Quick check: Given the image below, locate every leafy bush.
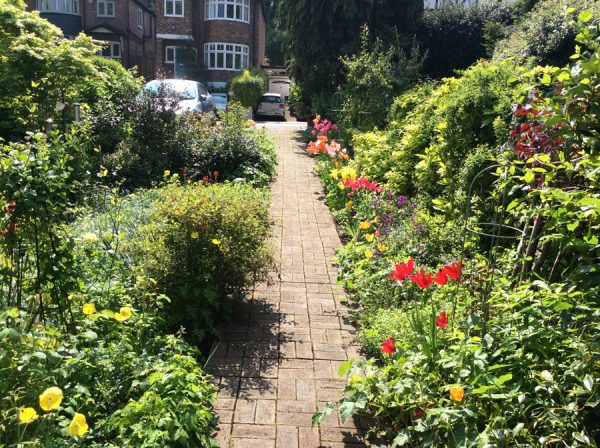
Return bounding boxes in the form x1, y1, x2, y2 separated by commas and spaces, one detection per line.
418, 3, 513, 78
492, 0, 600, 66
188, 104, 277, 187
339, 27, 424, 131
127, 181, 274, 343
230, 69, 267, 108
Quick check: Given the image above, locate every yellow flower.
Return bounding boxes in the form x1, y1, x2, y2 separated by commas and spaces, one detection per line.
114, 306, 132, 321
82, 303, 96, 315
19, 407, 38, 424
345, 201, 353, 209
190, 231, 199, 239
359, 221, 371, 230
330, 169, 339, 180
334, 160, 340, 168
449, 386, 465, 402
364, 249, 374, 259
374, 216, 380, 224
163, 170, 171, 177
338, 182, 345, 190
39, 386, 63, 411
365, 233, 375, 243
340, 167, 357, 182
247, 119, 256, 127
378, 243, 387, 252
82, 232, 98, 243
211, 239, 221, 245
68, 413, 89, 437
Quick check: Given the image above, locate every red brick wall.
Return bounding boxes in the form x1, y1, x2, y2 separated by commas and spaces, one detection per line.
156, 0, 194, 35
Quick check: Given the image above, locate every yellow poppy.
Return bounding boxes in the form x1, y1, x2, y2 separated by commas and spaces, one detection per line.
68, 413, 89, 437
19, 407, 38, 424
365, 233, 375, 243
378, 243, 387, 252
330, 169, 339, 180
449, 386, 465, 402
359, 221, 371, 230
191, 231, 199, 239
119, 306, 132, 320
364, 249, 374, 259
212, 239, 221, 245
340, 167, 357, 182
39, 386, 63, 411
82, 303, 96, 315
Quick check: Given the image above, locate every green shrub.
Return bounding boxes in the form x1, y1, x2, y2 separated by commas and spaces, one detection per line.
230, 69, 267, 108
188, 104, 277, 187
129, 182, 274, 343
492, 0, 600, 66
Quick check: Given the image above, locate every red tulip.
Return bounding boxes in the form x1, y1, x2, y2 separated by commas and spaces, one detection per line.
436, 311, 448, 329
410, 268, 433, 289
381, 337, 396, 355
432, 269, 449, 286
443, 261, 462, 281
388, 259, 414, 281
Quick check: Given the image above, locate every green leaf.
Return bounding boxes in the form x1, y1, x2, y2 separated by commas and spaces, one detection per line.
392, 430, 411, 447
557, 71, 570, 82
471, 385, 495, 394
338, 359, 353, 377
541, 74, 552, 85
567, 221, 580, 231
554, 302, 573, 312
312, 402, 334, 427
523, 170, 535, 183
583, 374, 594, 392
495, 373, 513, 387
578, 10, 593, 23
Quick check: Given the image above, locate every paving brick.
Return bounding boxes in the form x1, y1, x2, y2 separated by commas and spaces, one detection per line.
276, 425, 298, 448
231, 424, 277, 439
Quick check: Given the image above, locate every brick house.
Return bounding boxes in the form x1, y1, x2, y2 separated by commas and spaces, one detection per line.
156, 0, 266, 87
26, 0, 156, 78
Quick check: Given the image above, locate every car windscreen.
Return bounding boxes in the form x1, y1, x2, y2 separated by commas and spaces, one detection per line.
213, 97, 227, 104
144, 81, 196, 99
259, 96, 282, 103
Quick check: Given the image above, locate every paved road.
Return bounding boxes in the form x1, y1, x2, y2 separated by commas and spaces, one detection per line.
207, 128, 372, 448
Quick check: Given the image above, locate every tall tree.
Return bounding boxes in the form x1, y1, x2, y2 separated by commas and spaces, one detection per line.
276, 0, 423, 113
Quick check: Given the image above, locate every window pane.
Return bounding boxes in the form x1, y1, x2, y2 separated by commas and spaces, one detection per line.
217, 52, 224, 68
244, 7, 248, 21
226, 52, 233, 69
235, 5, 241, 19
175, 0, 182, 15
217, 3, 224, 16
166, 47, 174, 62
113, 43, 120, 57
226, 44, 233, 51
210, 52, 215, 68
235, 53, 241, 69
226, 3, 233, 18
242, 55, 248, 68
166, 0, 173, 14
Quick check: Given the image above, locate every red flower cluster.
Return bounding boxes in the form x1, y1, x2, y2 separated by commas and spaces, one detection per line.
341, 176, 383, 193
511, 122, 566, 159
435, 311, 448, 329
2, 199, 17, 238
388, 259, 462, 289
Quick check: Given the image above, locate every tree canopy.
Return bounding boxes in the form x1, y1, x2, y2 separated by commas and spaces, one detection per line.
275, 0, 423, 112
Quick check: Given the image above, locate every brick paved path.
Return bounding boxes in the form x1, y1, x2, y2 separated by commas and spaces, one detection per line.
207, 128, 371, 448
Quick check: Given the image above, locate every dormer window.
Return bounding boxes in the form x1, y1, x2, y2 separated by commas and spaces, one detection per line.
205, 0, 250, 23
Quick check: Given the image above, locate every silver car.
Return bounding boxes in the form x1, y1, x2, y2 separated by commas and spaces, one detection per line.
142, 79, 216, 114
255, 93, 286, 120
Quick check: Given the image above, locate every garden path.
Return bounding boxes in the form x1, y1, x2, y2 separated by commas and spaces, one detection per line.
207, 128, 373, 448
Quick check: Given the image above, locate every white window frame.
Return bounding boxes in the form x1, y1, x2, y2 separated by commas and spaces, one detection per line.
204, 42, 249, 71
98, 41, 121, 60
165, 46, 177, 64
205, 0, 250, 23
37, 0, 80, 15
97, 0, 114, 17
136, 8, 143, 28
164, 0, 184, 17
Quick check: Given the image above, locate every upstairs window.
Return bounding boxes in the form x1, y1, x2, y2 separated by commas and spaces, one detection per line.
97, 0, 114, 17
205, 0, 249, 23
37, 0, 80, 14
165, 0, 184, 16
204, 43, 249, 71
98, 41, 121, 60
136, 8, 143, 28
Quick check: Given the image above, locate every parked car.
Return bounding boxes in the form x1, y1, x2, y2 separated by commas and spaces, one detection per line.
212, 93, 228, 115
142, 79, 216, 114
254, 93, 286, 120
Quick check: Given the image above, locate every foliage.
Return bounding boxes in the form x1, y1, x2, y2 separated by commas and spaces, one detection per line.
310, 12, 600, 447
188, 104, 277, 187
230, 69, 268, 108
0, 0, 100, 139
339, 27, 424, 131
126, 181, 274, 344
275, 0, 424, 115
493, 0, 600, 66
418, 3, 514, 78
